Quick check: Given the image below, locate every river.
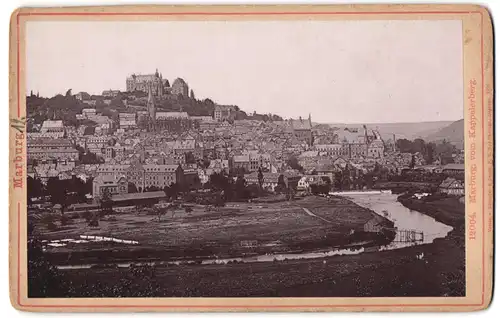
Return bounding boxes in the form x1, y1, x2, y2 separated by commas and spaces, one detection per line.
333, 191, 453, 249
55, 191, 453, 269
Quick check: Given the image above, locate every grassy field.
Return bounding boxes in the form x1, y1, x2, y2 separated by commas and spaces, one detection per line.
63, 232, 464, 297
31, 194, 465, 297
37, 196, 379, 262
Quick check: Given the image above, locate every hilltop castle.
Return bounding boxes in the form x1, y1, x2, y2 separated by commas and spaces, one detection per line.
126, 69, 189, 98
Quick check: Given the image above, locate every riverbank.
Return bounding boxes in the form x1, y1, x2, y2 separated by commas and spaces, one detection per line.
373, 182, 437, 194
60, 234, 464, 297
396, 193, 465, 294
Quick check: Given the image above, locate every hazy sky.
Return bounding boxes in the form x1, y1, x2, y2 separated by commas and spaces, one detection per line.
26, 20, 463, 124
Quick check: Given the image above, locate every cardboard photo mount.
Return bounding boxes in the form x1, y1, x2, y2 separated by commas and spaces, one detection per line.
9, 4, 494, 312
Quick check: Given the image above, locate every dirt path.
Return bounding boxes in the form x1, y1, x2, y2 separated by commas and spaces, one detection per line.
300, 207, 333, 224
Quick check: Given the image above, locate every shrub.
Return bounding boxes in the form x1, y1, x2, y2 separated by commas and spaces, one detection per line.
42, 214, 57, 224
81, 211, 92, 222
46, 221, 57, 231
60, 215, 72, 226
88, 216, 99, 227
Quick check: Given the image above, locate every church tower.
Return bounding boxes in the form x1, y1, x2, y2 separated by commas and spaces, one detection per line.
158, 73, 164, 97
147, 81, 156, 131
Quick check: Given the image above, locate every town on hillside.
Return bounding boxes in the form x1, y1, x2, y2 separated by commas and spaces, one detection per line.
26, 69, 466, 298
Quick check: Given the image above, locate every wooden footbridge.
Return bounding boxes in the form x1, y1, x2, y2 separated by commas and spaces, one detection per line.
393, 229, 424, 243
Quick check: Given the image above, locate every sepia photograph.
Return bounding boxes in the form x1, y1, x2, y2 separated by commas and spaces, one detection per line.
9, 4, 493, 311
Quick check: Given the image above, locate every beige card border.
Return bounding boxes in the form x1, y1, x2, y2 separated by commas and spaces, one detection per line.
9, 4, 494, 312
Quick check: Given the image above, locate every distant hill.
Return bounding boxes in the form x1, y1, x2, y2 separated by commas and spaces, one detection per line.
326, 121, 455, 141
424, 119, 464, 148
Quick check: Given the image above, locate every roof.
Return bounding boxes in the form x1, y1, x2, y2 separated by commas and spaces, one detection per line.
94, 174, 126, 184
156, 112, 189, 119
28, 138, 73, 146
245, 172, 283, 182
41, 120, 63, 128
439, 177, 463, 189
316, 144, 342, 149
299, 151, 319, 158
233, 155, 250, 162
96, 164, 130, 173
209, 159, 229, 169
111, 191, 166, 202
28, 149, 78, 154
68, 203, 100, 209
143, 165, 180, 172
127, 74, 158, 82
119, 113, 136, 118
336, 128, 362, 143
191, 116, 214, 121
442, 164, 465, 171
215, 105, 235, 111
172, 78, 188, 86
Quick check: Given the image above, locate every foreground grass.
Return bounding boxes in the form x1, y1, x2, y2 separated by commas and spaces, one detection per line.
62, 234, 464, 297
38, 196, 465, 297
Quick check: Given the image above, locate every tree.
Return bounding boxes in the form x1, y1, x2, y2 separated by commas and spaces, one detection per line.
409, 154, 416, 169
287, 156, 304, 172
144, 186, 160, 192
275, 174, 287, 193
185, 151, 196, 164
257, 168, 264, 191
190, 89, 196, 100
27, 176, 44, 201
100, 188, 113, 215
396, 138, 413, 153
214, 193, 225, 208
321, 176, 332, 192
169, 182, 180, 200
46, 177, 67, 206
110, 97, 125, 109
70, 176, 88, 202
65, 89, 72, 97
209, 172, 231, 192
202, 157, 211, 169
234, 175, 247, 199
154, 206, 166, 222
412, 138, 426, 154
341, 166, 352, 190
435, 139, 456, 164
425, 142, 436, 164
333, 171, 342, 190
128, 182, 138, 193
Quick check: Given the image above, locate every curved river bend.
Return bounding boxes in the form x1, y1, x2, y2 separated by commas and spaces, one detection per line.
334, 191, 453, 250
